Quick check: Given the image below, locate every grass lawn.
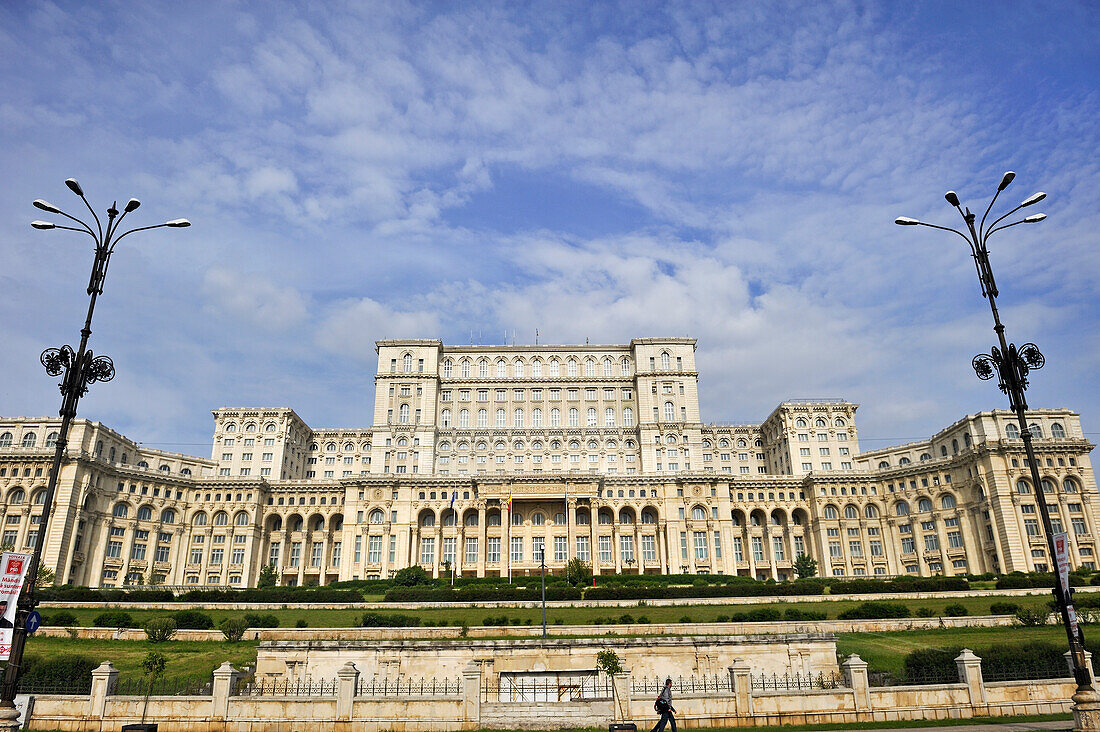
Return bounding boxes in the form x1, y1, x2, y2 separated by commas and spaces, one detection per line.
43, 592, 1051, 629
16, 636, 258, 682
836, 625, 1083, 675
476, 714, 1073, 732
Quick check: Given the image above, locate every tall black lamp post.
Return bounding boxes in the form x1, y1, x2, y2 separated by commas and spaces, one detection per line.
0, 180, 188, 726
895, 171, 1092, 693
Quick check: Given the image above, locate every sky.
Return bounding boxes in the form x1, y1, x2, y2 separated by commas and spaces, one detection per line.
1, 1, 1098, 457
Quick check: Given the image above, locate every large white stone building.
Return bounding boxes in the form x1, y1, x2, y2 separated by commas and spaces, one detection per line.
0, 338, 1095, 588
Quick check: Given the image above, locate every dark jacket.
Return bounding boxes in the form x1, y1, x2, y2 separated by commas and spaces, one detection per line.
657, 685, 673, 711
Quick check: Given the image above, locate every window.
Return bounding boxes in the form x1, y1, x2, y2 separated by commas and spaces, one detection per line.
568, 408, 579, 427
576, 536, 589, 561
599, 536, 612, 563
823, 505, 838, 520
511, 536, 524, 562
420, 537, 435, 565
664, 402, 675, 421
1052, 423, 1066, 438
487, 537, 501, 563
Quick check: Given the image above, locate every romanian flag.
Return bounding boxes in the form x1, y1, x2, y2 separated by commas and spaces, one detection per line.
506, 495, 512, 513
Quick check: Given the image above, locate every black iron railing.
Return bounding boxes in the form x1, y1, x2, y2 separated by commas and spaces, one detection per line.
356, 677, 461, 696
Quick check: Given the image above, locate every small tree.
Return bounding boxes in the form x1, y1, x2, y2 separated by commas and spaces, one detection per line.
393, 566, 431, 587
596, 649, 623, 676
140, 651, 167, 726
256, 564, 278, 588
36, 565, 56, 587
144, 617, 177, 643
219, 617, 249, 642
566, 558, 592, 587
793, 554, 818, 579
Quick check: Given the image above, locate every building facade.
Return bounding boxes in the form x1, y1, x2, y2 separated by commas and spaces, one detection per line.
0, 338, 1096, 588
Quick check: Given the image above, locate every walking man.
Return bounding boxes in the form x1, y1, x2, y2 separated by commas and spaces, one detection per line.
652, 677, 676, 732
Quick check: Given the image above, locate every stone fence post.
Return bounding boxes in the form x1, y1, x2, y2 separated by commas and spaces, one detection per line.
462, 662, 481, 725
842, 654, 870, 711
337, 662, 359, 720
211, 662, 242, 720
1066, 651, 1096, 682
611, 671, 633, 723
88, 661, 118, 719
955, 649, 986, 706
729, 660, 753, 717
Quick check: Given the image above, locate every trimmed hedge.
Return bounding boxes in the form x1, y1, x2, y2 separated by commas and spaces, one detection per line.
384, 584, 582, 602
836, 602, 910, 620
22, 654, 98, 689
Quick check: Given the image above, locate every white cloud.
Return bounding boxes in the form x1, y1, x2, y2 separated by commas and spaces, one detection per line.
202, 268, 308, 331
315, 298, 441, 362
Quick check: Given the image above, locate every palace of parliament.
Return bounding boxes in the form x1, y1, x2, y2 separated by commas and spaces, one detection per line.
0, 338, 1096, 588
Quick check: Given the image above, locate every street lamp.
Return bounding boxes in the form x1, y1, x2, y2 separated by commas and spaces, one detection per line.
539, 548, 547, 637
0, 180, 188, 727
895, 172, 1092, 693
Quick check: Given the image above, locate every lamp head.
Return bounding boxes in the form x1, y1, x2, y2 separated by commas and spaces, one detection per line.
998, 171, 1015, 191
944, 191, 960, 207
33, 199, 62, 214
124, 198, 141, 213
1021, 192, 1046, 207
894, 217, 920, 226
31, 221, 56, 230
1023, 213, 1046, 223
165, 219, 191, 227
65, 178, 84, 196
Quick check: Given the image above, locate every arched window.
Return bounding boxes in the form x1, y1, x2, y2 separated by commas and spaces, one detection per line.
245, 423, 257, 433
920, 453, 932, 462
1052, 423, 1066, 439
598, 511, 612, 525
421, 512, 436, 527
531, 360, 542, 377
214, 511, 229, 526
399, 404, 410, 424
159, 464, 170, 473
0, 433, 11, 448
664, 402, 675, 421
917, 498, 933, 513
192, 511, 208, 526
514, 409, 524, 428
496, 360, 507, 377
951, 439, 959, 454
31, 490, 46, 505
603, 358, 613, 376
21, 433, 36, 448
619, 509, 635, 524
549, 360, 560, 377
137, 460, 149, 469
795, 418, 807, 428
326, 443, 337, 452
442, 510, 456, 526
1005, 423, 1019, 438
878, 461, 889, 468
48, 432, 60, 448
815, 418, 827, 427
513, 360, 524, 377
895, 501, 910, 516
487, 512, 502, 526
1065, 478, 1080, 493
137, 506, 153, 521
478, 360, 488, 377
511, 512, 523, 526
161, 509, 176, 523
441, 409, 451, 427
623, 408, 634, 426
1041, 479, 1055, 494
113, 503, 129, 518
369, 509, 385, 524
531, 408, 542, 427
641, 509, 657, 524
584, 359, 595, 377
567, 359, 578, 377
477, 409, 488, 428
661, 352, 670, 370
532, 512, 546, 526
550, 408, 561, 427
290, 516, 303, 532
344, 442, 355, 452
621, 357, 630, 375
899, 457, 911, 465
1028, 423, 1043, 439
586, 408, 597, 427
464, 512, 479, 527
403, 353, 413, 372
496, 409, 506, 427
443, 360, 453, 378
7, 489, 24, 505
690, 506, 707, 521
823, 505, 839, 519
835, 417, 846, 427
941, 494, 956, 509
844, 504, 859, 519
265, 423, 277, 433
864, 504, 879, 519
568, 408, 579, 427
605, 408, 615, 426
1016, 480, 1031, 494
458, 409, 470, 428
963, 433, 971, 447
234, 511, 249, 526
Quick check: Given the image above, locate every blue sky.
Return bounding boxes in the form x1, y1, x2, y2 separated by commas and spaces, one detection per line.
1, 1, 1098, 455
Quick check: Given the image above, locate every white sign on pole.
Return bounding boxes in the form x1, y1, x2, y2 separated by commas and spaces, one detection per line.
0, 552, 32, 660
1054, 532, 1071, 594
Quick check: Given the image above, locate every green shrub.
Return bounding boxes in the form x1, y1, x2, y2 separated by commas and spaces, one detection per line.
172, 610, 214, 630
915, 608, 936, 618
1015, 607, 1048, 626
944, 604, 968, 617
93, 611, 134, 628
392, 566, 432, 587
903, 646, 961, 680
679, 615, 693, 623
361, 612, 421, 627
42, 611, 78, 627
143, 617, 177, 643
990, 602, 1020, 615
242, 613, 280, 628
22, 653, 97, 691
837, 602, 910, 620
295, 619, 308, 628
618, 614, 635, 624
219, 617, 249, 642
715, 614, 730, 623
636, 616, 650, 624
784, 608, 827, 621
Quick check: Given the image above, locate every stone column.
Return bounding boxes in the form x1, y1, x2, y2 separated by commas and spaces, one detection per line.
611, 671, 633, 723
729, 660, 753, 716
842, 654, 870, 711
211, 662, 242, 720
477, 505, 487, 578
462, 662, 482, 724
1066, 651, 1096, 681
589, 509, 599, 576
954, 649, 986, 707
336, 662, 359, 720
87, 661, 118, 718
1072, 688, 1100, 732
